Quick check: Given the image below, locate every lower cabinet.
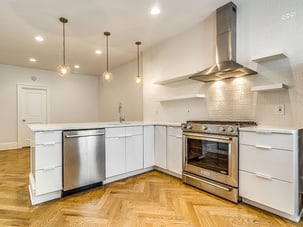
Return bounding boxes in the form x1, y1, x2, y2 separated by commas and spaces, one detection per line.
167, 127, 182, 175
105, 136, 126, 178
154, 126, 167, 169
143, 126, 155, 168
126, 132, 143, 172
105, 126, 143, 178
29, 130, 63, 205
239, 128, 300, 222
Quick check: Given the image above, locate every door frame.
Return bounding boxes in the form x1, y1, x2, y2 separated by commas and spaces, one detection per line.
17, 84, 50, 148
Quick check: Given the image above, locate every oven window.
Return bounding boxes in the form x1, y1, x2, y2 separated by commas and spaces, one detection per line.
187, 138, 229, 175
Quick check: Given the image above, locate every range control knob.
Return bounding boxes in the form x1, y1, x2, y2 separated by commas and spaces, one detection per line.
202, 125, 208, 130
186, 124, 192, 130
228, 127, 235, 133
219, 126, 226, 132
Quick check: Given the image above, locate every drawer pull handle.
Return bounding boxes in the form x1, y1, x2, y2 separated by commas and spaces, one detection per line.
256, 130, 272, 135
42, 142, 56, 146
255, 173, 272, 180
176, 135, 182, 138
255, 145, 272, 150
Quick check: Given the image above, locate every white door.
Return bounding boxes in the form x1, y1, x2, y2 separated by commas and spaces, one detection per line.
19, 86, 48, 147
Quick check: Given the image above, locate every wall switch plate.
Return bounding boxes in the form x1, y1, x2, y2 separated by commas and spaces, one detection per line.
274, 104, 285, 115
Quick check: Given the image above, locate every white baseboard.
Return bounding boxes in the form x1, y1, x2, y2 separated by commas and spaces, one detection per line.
0, 142, 18, 151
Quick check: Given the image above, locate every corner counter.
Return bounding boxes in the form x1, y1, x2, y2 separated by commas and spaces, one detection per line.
28, 121, 182, 205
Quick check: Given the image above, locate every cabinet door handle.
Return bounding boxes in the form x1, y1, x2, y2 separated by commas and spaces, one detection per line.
255, 145, 272, 150
42, 142, 56, 146
255, 173, 272, 180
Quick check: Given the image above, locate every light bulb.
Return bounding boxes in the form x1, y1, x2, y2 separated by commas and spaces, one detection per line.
102, 71, 112, 82
57, 64, 70, 77
135, 76, 142, 84
150, 6, 160, 15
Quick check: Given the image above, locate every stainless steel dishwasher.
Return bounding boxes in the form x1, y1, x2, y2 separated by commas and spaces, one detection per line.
63, 129, 105, 194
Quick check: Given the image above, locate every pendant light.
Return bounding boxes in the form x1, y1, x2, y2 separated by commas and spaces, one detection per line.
135, 41, 142, 84
102, 32, 112, 82
57, 17, 70, 77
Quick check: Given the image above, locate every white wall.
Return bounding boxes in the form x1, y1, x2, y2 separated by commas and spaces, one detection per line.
142, 0, 303, 127
99, 59, 143, 122
0, 64, 100, 149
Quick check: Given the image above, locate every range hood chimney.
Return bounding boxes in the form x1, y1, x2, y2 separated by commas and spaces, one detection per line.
189, 2, 257, 82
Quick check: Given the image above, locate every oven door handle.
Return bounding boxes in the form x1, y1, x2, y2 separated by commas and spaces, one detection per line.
183, 173, 232, 192
182, 133, 233, 141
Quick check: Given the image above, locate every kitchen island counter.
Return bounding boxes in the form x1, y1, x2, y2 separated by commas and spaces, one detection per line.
28, 121, 181, 132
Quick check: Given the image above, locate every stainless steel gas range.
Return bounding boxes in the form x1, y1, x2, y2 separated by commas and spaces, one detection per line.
181, 120, 256, 203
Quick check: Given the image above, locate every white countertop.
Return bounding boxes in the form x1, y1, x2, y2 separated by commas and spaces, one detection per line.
239, 125, 299, 134
28, 121, 182, 132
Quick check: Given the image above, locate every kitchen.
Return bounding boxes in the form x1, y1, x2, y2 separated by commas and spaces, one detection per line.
0, 0, 303, 226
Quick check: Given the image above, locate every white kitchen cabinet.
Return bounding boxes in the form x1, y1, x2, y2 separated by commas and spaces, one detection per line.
167, 126, 182, 175
105, 127, 126, 178
126, 127, 143, 172
29, 130, 63, 205
154, 126, 167, 169
105, 136, 126, 178
239, 128, 301, 222
143, 126, 155, 168
105, 126, 144, 178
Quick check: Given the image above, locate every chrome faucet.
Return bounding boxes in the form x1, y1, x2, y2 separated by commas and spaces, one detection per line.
118, 102, 125, 123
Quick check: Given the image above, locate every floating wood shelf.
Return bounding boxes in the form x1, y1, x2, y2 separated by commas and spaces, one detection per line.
154, 94, 206, 102
251, 83, 288, 92
251, 52, 287, 63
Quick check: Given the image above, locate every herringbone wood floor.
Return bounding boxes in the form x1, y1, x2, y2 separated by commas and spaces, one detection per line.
1, 148, 303, 227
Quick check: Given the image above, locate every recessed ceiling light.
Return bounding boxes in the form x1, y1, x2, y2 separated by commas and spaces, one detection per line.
95, 50, 102, 55
74, 65, 80, 69
150, 6, 160, 15
35, 36, 44, 42
29, 58, 37, 62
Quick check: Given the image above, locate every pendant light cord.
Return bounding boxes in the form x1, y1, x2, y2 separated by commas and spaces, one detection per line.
62, 21, 66, 65
137, 44, 139, 76
106, 35, 109, 72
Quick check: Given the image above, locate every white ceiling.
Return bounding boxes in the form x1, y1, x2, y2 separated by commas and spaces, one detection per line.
0, 0, 228, 76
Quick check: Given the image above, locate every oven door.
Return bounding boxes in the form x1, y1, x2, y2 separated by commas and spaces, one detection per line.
183, 132, 238, 187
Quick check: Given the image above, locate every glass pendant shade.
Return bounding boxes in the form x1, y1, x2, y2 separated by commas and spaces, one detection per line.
57, 64, 70, 77
102, 71, 112, 82
135, 76, 142, 84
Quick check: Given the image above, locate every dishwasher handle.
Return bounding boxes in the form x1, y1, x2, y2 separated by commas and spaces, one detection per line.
65, 132, 105, 138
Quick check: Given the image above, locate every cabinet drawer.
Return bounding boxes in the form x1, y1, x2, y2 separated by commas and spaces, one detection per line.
239, 144, 293, 182
35, 167, 62, 195
239, 171, 294, 215
35, 144, 62, 170
126, 126, 143, 136
105, 127, 125, 138
240, 131, 293, 150
167, 126, 182, 137
35, 131, 62, 145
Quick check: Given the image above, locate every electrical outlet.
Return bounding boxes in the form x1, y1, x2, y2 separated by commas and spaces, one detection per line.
274, 104, 285, 115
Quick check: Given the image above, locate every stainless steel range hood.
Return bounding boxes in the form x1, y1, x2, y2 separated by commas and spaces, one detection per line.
189, 2, 257, 82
